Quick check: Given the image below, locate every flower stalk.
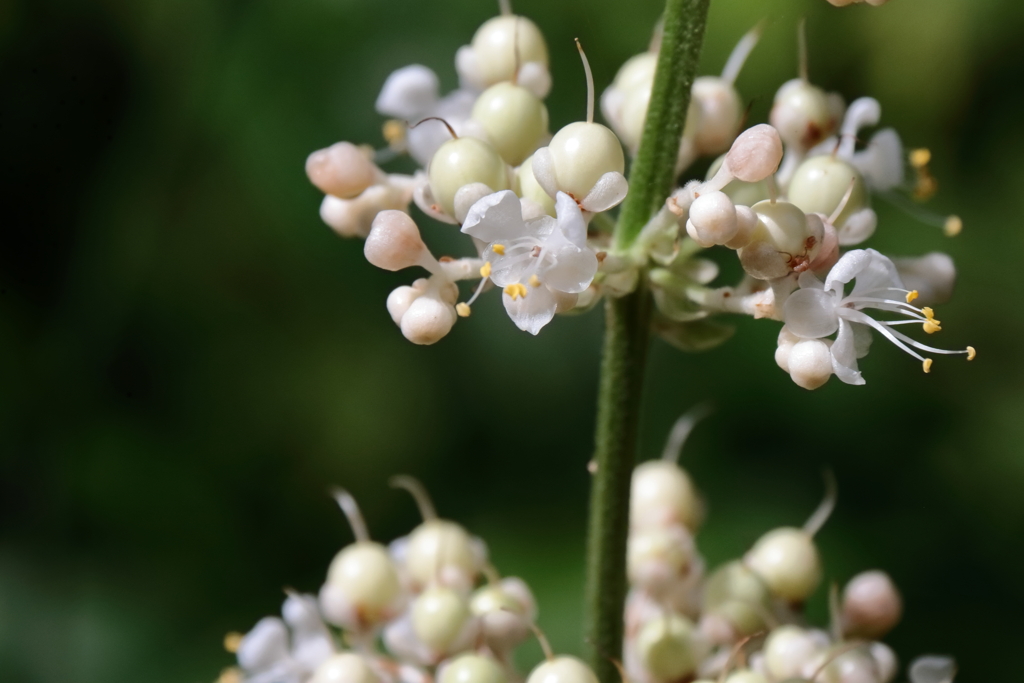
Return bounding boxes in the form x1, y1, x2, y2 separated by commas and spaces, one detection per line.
582, 0, 711, 679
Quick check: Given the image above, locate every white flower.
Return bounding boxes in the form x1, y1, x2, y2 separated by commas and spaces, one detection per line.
782, 248, 973, 385
462, 190, 598, 334
236, 593, 336, 683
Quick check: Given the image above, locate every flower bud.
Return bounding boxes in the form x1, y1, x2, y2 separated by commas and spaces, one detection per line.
787, 338, 834, 390
404, 519, 484, 592
774, 326, 802, 373
306, 142, 380, 199
701, 561, 771, 640
472, 83, 549, 166
870, 642, 898, 683
400, 289, 458, 346
763, 626, 828, 681
319, 183, 411, 239
236, 617, 288, 672
365, 211, 431, 272
438, 654, 507, 683
319, 541, 403, 630
471, 577, 536, 653
467, 16, 549, 90
526, 657, 599, 683
787, 156, 868, 228
311, 653, 383, 683
744, 527, 822, 602
687, 191, 738, 247
628, 525, 696, 595
428, 137, 510, 217
411, 586, 474, 653
770, 79, 842, 151
707, 155, 770, 208
387, 283, 424, 325
804, 646, 883, 683
724, 205, 758, 250
547, 122, 625, 199
842, 570, 903, 640
376, 64, 440, 120
725, 124, 783, 183
635, 614, 700, 682
630, 460, 701, 531
725, 671, 769, 683
688, 76, 743, 155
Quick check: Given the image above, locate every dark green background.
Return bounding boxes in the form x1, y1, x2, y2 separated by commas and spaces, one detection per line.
2, 0, 1021, 681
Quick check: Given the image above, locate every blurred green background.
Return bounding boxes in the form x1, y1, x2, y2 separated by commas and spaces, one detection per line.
2, 0, 1023, 681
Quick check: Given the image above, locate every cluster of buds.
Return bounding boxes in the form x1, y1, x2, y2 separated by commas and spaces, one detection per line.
219, 414, 959, 683
305, 0, 972, 389
619, 411, 956, 683
222, 477, 554, 683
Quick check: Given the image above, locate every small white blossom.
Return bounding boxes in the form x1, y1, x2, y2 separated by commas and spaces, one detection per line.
462, 190, 598, 334
782, 248, 974, 386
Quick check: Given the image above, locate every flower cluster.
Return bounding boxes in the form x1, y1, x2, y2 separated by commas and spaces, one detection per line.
219, 414, 959, 683
305, 1, 972, 389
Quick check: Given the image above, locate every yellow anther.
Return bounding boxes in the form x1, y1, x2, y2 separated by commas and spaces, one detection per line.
923, 358, 933, 374
905, 290, 919, 304
223, 632, 243, 654
528, 274, 541, 287
909, 148, 932, 168
218, 668, 243, 683
383, 119, 407, 148
504, 283, 528, 300
922, 307, 936, 320
492, 243, 506, 255
923, 320, 942, 334
479, 262, 492, 278
967, 346, 976, 361
944, 215, 962, 237
456, 303, 471, 317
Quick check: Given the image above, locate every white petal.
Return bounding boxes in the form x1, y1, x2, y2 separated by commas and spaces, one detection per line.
461, 190, 526, 242
517, 61, 552, 99
455, 45, 483, 91
581, 171, 629, 213
783, 288, 840, 339
831, 319, 866, 385
909, 656, 957, 683
837, 208, 877, 245
555, 191, 588, 247
503, 284, 558, 335
853, 128, 905, 192
540, 242, 599, 293
376, 65, 440, 120
852, 320, 873, 358
797, 270, 825, 290
824, 249, 872, 294
893, 252, 956, 305
530, 147, 558, 198
453, 183, 494, 224
847, 249, 904, 298
237, 617, 289, 672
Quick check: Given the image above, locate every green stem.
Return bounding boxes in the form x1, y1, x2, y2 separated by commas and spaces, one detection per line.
582, 1, 710, 680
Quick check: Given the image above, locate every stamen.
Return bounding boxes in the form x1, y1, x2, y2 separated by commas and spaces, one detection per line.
504, 283, 528, 300
720, 22, 764, 85
878, 191, 959, 236
462, 274, 491, 309
480, 262, 493, 278
967, 346, 976, 361
383, 119, 407, 149
528, 274, 541, 287
223, 632, 243, 653
575, 38, 595, 124
906, 290, 919, 304
909, 148, 932, 167
923, 358, 933, 373
492, 243, 506, 255
456, 303, 471, 317
944, 215, 963, 236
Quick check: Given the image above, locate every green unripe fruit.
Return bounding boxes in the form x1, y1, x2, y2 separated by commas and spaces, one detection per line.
548, 122, 625, 199
516, 155, 556, 217
439, 654, 507, 683
429, 137, 509, 217
787, 156, 868, 227
636, 615, 699, 681
472, 83, 548, 166
471, 16, 549, 87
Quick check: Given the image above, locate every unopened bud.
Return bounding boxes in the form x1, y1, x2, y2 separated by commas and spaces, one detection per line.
687, 191, 739, 247
725, 124, 783, 183
842, 570, 903, 639
365, 211, 432, 272
745, 527, 822, 601
787, 339, 834, 390
306, 142, 379, 199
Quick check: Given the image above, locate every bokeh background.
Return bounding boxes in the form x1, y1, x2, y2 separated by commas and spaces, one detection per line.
3, 0, 1023, 680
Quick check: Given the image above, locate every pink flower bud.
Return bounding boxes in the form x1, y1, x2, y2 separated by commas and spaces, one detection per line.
306, 142, 379, 199
725, 124, 783, 183
364, 211, 431, 272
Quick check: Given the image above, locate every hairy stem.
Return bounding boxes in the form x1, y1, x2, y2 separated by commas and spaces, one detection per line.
583, 0, 710, 679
